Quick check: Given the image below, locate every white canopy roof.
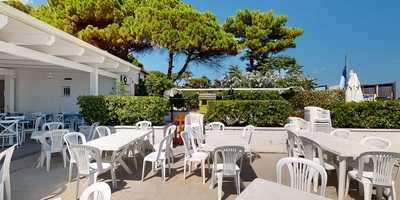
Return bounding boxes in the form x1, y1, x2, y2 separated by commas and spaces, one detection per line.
0, 2, 140, 78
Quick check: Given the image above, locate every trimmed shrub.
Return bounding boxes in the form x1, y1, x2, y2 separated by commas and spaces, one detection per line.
286, 90, 344, 114
329, 100, 400, 129
206, 100, 292, 127
170, 91, 199, 110
216, 90, 284, 100
77, 96, 169, 125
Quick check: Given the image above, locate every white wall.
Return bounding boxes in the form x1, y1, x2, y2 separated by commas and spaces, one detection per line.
14, 68, 115, 114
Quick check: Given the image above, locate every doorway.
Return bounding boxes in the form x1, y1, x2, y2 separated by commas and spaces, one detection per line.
0, 80, 4, 113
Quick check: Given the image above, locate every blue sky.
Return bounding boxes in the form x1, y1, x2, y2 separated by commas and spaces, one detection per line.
29, 0, 400, 86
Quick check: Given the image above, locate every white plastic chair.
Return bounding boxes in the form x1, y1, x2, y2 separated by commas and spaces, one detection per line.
288, 117, 311, 133
211, 146, 244, 200
206, 122, 225, 132
25, 116, 45, 142
92, 126, 111, 140
142, 132, 174, 182
330, 129, 351, 139
80, 182, 111, 200
242, 125, 255, 161
181, 131, 209, 184
0, 120, 19, 148
345, 151, 400, 200
276, 157, 328, 196
285, 125, 304, 157
0, 145, 16, 200
86, 122, 100, 141
361, 136, 391, 150
70, 144, 115, 199
42, 122, 64, 131
38, 129, 69, 172
135, 121, 155, 151
63, 132, 87, 182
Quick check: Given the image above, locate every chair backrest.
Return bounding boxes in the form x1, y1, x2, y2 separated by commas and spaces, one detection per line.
64, 132, 87, 162
288, 117, 311, 132
5, 115, 25, 120
299, 136, 326, 167
80, 182, 111, 200
0, 145, 16, 182
242, 125, 255, 145
357, 151, 400, 186
206, 122, 225, 132
45, 129, 69, 153
70, 144, 103, 176
285, 127, 303, 157
185, 113, 205, 142
276, 157, 327, 196
164, 124, 176, 137
54, 113, 64, 123
156, 132, 174, 161
312, 122, 331, 134
93, 126, 111, 140
136, 121, 152, 130
42, 122, 64, 131
0, 120, 18, 134
330, 129, 351, 139
33, 116, 45, 132
87, 122, 100, 141
361, 136, 391, 150
213, 146, 244, 176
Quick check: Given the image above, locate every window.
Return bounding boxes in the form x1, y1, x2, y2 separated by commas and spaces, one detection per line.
63, 86, 71, 97
201, 99, 207, 105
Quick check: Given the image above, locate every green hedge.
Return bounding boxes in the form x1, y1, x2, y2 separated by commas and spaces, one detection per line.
285, 90, 344, 115
216, 90, 284, 100
77, 96, 169, 125
206, 100, 292, 127
329, 100, 400, 129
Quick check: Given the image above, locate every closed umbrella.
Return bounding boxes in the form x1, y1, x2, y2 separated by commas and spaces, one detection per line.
345, 70, 364, 102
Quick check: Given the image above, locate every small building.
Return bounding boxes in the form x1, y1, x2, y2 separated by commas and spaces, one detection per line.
198, 93, 216, 113
362, 82, 396, 100
0, 3, 142, 113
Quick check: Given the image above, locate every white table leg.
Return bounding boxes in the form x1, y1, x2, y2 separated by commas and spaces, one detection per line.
117, 158, 133, 174
337, 157, 347, 200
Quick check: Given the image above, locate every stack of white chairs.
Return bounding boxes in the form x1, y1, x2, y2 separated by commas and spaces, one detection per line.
304, 106, 332, 134
184, 113, 205, 145
211, 145, 244, 200
0, 145, 16, 200
285, 124, 304, 157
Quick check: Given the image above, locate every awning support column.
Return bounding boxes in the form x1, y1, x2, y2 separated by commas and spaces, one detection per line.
90, 67, 99, 96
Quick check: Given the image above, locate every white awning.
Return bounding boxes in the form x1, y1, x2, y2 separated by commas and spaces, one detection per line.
0, 2, 140, 79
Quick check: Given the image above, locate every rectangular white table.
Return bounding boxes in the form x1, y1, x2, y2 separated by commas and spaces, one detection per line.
236, 178, 331, 200
202, 132, 249, 152
300, 132, 400, 200
86, 129, 152, 174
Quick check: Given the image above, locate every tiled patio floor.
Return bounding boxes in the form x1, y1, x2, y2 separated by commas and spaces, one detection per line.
10, 146, 397, 200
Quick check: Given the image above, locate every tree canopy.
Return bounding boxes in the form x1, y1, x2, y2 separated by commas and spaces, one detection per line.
224, 10, 303, 72
123, 0, 238, 81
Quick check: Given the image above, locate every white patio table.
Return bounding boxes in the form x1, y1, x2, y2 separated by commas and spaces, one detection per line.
299, 132, 400, 200
202, 132, 249, 152
236, 178, 331, 200
86, 129, 152, 175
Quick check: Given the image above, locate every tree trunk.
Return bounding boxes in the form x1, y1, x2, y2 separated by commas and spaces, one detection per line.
167, 52, 174, 79
249, 57, 255, 71
174, 54, 192, 82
